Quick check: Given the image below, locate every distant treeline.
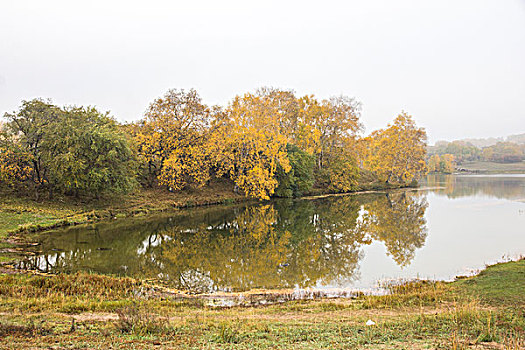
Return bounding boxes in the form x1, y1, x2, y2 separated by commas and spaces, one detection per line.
458, 134, 525, 148
427, 137, 525, 173
0, 88, 427, 200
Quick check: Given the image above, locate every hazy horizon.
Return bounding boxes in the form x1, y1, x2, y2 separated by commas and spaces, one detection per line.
1, 0, 524, 143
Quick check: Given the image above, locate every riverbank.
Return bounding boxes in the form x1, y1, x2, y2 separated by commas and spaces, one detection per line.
0, 259, 523, 349
0, 179, 246, 240
0, 179, 409, 246
457, 161, 525, 174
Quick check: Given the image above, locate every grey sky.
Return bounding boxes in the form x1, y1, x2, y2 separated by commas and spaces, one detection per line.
1, 0, 524, 143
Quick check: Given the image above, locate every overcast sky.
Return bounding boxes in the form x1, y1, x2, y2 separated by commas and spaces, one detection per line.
1, 0, 524, 143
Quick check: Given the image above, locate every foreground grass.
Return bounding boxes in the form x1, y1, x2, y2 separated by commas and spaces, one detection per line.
0, 260, 523, 349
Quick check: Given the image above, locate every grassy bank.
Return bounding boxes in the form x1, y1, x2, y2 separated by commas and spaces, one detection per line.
458, 161, 525, 174
0, 260, 523, 349
0, 179, 247, 241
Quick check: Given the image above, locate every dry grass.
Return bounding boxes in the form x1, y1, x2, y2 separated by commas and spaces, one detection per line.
0, 261, 523, 348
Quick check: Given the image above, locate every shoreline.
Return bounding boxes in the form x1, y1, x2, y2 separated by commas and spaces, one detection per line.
8, 252, 522, 308
0, 259, 522, 348
1, 181, 412, 241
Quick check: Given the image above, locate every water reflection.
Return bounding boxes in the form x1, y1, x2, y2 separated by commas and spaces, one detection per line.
426, 174, 525, 201
362, 193, 428, 267
19, 191, 428, 293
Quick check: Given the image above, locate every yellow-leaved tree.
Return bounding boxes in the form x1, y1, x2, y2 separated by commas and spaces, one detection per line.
364, 112, 427, 184
0, 147, 33, 187
0, 122, 32, 186
440, 154, 455, 173
132, 89, 213, 190
254, 88, 322, 155
427, 154, 441, 173
251, 89, 363, 193
212, 92, 291, 200
316, 96, 362, 171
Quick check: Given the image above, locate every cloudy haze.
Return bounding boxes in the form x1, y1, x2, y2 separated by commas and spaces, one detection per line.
1, 0, 524, 143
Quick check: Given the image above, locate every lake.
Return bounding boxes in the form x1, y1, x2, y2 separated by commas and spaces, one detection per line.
18, 174, 525, 294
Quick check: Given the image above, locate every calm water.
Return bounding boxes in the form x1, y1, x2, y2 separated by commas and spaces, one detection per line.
19, 174, 525, 293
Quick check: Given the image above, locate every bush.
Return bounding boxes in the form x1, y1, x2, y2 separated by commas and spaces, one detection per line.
115, 305, 168, 335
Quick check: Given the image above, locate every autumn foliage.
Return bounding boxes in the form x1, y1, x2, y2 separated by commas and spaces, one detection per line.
1, 89, 428, 200
363, 112, 427, 184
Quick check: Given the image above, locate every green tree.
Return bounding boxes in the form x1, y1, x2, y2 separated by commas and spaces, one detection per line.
317, 145, 360, 192
444, 141, 480, 163
3, 99, 62, 195
429, 141, 480, 164
4, 99, 137, 197
43, 106, 137, 196
274, 144, 316, 197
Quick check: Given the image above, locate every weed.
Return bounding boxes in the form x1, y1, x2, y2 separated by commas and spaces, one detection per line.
115, 304, 168, 336
0, 320, 51, 337
318, 302, 348, 312
212, 322, 243, 344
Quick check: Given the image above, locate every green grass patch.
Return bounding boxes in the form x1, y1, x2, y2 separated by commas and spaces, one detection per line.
0, 179, 246, 242
453, 259, 525, 306
0, 194, 89, 240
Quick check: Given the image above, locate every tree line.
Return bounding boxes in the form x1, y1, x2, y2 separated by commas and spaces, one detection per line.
0, 88, 428, 200
428, 139, 525, 172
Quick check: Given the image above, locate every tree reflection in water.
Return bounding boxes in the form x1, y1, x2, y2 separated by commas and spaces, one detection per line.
425, 174, 525, 201
361, 192, 428, 267
19, 191, 429, 292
